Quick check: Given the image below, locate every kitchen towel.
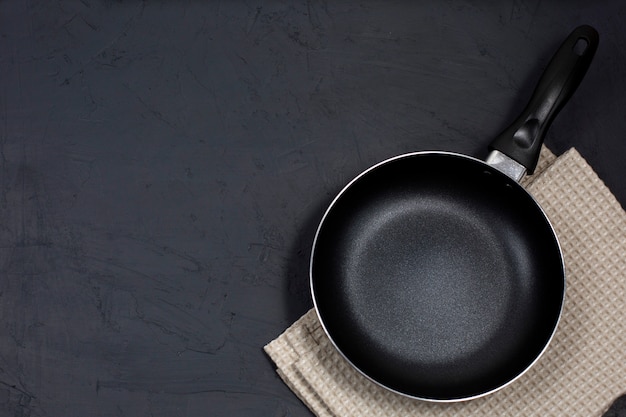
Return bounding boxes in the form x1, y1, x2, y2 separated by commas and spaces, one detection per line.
265, 147, 626, 417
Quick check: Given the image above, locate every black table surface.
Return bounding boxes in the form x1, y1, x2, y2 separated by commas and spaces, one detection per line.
1, 1, 625, 416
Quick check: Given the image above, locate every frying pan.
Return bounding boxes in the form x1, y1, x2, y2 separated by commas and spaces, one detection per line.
310, 25, 599, 402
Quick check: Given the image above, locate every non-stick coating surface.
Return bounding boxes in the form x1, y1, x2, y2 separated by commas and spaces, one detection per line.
311, 152, 564, 401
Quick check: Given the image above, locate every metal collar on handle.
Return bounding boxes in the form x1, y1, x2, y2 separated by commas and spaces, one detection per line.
485, 150, 527, 182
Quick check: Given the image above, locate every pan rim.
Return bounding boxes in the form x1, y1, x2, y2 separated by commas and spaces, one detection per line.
309, 150, 566, 402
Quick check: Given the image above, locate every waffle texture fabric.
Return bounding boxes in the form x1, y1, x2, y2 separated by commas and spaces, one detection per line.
265, 148, 626, 417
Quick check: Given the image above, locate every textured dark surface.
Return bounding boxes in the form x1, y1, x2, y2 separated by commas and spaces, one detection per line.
604, 395, 626, 417
0, 1, 625, 416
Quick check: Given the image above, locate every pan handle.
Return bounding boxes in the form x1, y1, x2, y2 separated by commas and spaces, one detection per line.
488, 25, 599, 174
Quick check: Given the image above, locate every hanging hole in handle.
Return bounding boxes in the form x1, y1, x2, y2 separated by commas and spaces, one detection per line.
573, 37, 589, 56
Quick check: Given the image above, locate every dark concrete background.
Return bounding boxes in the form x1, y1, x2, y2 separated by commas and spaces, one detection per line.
1, 1, 625, 416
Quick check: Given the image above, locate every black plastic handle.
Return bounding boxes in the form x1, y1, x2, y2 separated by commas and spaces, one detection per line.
489, 25, 599, 174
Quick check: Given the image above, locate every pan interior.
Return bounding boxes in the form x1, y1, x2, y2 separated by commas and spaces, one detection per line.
311, 153, 564, 401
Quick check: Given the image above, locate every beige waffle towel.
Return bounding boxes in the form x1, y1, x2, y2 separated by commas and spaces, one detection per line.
265, 147, 626, 417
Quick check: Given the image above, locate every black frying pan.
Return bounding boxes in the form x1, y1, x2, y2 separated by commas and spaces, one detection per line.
311, 25, 599, 402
